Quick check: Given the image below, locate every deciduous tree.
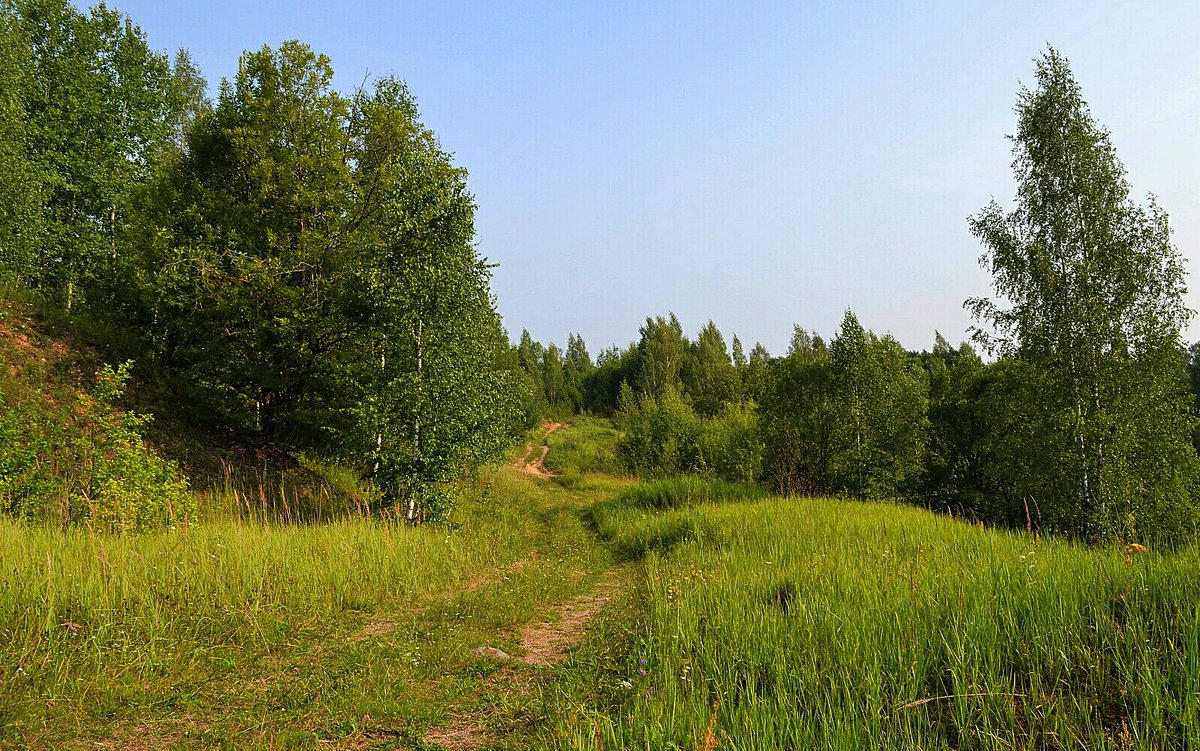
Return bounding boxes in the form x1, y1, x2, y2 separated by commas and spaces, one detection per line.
969, 48, 1198, 541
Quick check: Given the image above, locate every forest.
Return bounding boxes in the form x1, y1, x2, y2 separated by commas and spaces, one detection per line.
3, 0, 1200, 748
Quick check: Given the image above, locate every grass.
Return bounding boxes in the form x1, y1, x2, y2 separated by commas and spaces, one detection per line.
0, 462, 614, 749
543, 416, 624, 479
557, 493, 1200, 750
6, 410, 1200, 750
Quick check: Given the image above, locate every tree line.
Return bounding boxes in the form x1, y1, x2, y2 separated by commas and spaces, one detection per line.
0, 0, 521, 523
2, 6, 1195, 545
515, 50, 1200, 544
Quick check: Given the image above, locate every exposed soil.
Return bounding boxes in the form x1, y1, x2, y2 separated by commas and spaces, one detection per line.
519, 569, 625, 666
423, 721, 485, 751
512, 421, 568, 478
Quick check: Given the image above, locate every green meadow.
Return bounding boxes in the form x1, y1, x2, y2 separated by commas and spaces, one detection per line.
566, 479, 1200, 749
2, 418, 1199, 749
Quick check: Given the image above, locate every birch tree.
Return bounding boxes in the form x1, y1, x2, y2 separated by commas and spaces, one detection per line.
969, 48, 1197, 541
360, 116, 515, 522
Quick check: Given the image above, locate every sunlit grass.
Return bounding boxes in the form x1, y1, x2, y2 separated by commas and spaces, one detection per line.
565, 494, 1200, 750
0, 466, 550, 746
544, 415, 624, 478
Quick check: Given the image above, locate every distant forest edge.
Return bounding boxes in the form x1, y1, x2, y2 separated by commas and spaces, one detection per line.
501, 48, 1200, 546
1, 0, 1198, 544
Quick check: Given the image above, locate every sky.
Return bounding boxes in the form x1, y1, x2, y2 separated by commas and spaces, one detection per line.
105, 0, 1200, 355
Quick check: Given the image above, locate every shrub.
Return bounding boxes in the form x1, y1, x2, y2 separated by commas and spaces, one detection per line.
0, 362, 193, 531
697, 401, 762, 483
616, 386, 702, 478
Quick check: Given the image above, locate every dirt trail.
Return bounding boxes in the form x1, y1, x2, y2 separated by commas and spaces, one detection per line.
519, 568, 625, 666
512, 421, 567, 478
421, 570, 627, 750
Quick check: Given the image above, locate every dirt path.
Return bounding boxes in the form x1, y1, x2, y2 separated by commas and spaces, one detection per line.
519, 568, 625, 666
422, 568, 628, 750
512, 421, 567, 478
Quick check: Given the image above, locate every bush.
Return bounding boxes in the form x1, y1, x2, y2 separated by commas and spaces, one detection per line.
617, 386, 762, 484
0, 362, 193, 531
616, 386, 702, 478
697, 401, 762, 483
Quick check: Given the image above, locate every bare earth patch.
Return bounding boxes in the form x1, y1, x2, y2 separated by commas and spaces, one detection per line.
421, 569, 626, 750
422, 720, 485, 751
519, 570, 625, 666
512, 422, 568, 479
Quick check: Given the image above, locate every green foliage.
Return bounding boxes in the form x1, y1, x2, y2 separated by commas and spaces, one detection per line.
740, 341, 772, 402
584, 343, 638, 415
760, 314, 928, 500
969, 48, 1198, 542
697, 400, 762, 483
357, 123, 518, 521
616, 386, 702, 478
0, 7, 40, 283
138, 41, 359, 442
617, 384, 762, 484
542, 342, 567, 413
759, 329, 836, 495
562, 332, 593, 413
635, 314, 687, 401
514, 328, 549, 421
681, 320, 739, 417
829, 310, 929, 498
0, 360, 192, 531
113, 41, 517, 520
6, 0, 182, 307
919, 335, 989, 509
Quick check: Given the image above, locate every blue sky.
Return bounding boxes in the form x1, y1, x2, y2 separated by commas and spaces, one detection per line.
109, 1, 1200, 355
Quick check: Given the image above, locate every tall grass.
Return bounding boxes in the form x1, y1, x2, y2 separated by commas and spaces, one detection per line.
572, 495, 1200, 750
0, 467, 540, 744
543, 416, 624, 478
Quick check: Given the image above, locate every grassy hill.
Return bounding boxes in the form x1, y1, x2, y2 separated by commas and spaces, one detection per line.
571, 480, 1200, 749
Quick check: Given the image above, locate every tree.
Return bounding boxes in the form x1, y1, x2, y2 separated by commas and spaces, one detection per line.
12, 0, 178, 308
583, 344, 637, 416
140, 42, 359, 442
563, 332, 593, 413
828, 311, 928, 499
635, 313, 686, 401
0, 6, 40, 283
515, 329, 548, 420
969, 48, 1198, 541
759, 329, 836, 495
360, 123, 516, 522
682, 320, 739, 417
920, 335, 990, 510
731, 335, 747, 370
542, 343, 565, 410
741, 342, 772, 403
